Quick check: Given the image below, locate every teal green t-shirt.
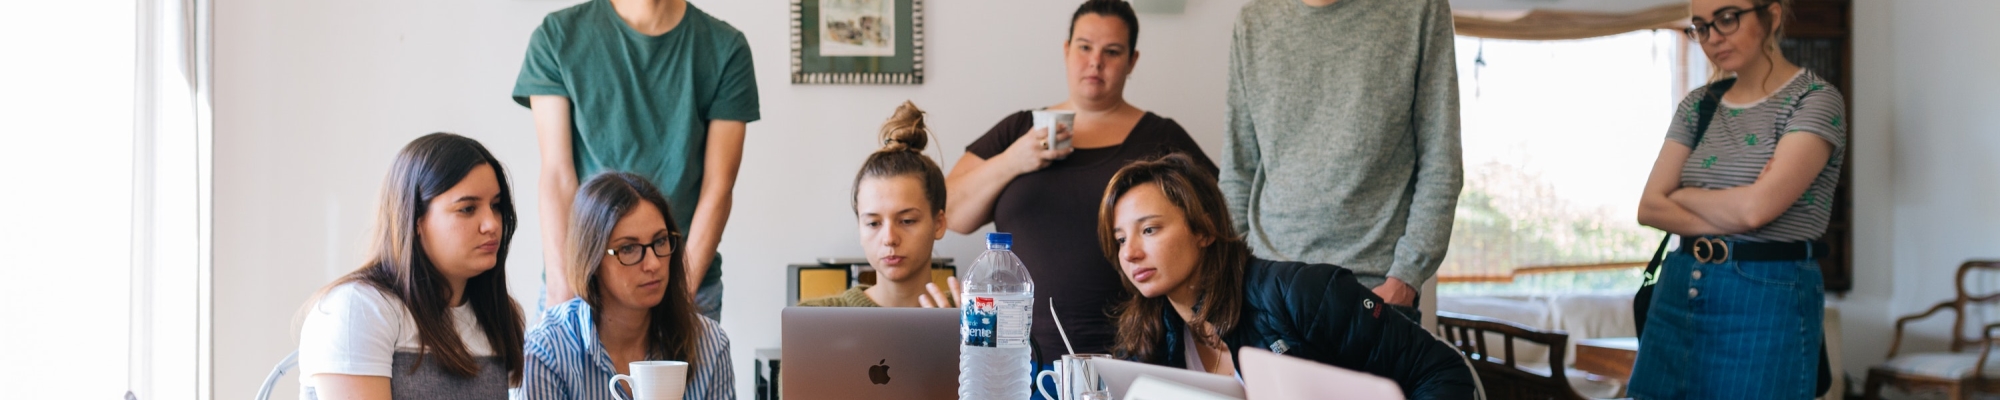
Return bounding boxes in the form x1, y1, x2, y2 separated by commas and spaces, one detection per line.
512, 0, 759, 290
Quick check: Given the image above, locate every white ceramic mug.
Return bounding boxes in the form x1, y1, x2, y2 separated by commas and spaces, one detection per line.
608, 360, 689, 400
1032, 109, 1075, 157
1036, 354, 1112, 400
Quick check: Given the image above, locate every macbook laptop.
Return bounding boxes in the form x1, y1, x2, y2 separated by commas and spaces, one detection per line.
782, 307, 959, 400
1092, 357, 1247, 399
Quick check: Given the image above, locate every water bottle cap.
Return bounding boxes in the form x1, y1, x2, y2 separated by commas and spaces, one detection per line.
986, 232, 1013, 248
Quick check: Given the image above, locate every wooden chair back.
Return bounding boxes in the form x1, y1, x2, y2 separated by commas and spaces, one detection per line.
1438, 311, 1586, 400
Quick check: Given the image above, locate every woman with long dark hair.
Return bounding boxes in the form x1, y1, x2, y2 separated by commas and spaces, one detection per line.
515, 172, 732, 400
298, 132, 527, 400
1098, 154, 1474, 399
1631, 0, 1846, 397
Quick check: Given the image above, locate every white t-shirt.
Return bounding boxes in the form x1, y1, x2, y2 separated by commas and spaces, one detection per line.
298, 282, 494, 382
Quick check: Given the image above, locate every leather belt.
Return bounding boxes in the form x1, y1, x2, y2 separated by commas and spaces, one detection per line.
1678, 237, 1828, 264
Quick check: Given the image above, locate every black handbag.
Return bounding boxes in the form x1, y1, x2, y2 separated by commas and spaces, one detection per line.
1634, 77, 1732, 336
1631, 78, 1831, 396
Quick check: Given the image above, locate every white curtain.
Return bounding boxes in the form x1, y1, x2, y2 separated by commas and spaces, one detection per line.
131, 0, 212, 398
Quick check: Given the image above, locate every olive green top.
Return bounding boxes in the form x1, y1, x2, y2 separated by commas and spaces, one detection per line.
797, 285, 879, 308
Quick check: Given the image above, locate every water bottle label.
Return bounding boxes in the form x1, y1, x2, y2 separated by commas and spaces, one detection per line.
961, 296, 1031, 348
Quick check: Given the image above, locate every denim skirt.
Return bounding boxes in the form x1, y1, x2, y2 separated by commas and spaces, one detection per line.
1628, 250, 1824, 399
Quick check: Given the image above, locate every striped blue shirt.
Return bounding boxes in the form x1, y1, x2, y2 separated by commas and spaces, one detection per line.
511, 297, 734, 400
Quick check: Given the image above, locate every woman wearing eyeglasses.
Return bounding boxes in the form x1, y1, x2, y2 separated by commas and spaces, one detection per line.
1632, 0, 1846, 397
514, 172, 733, 400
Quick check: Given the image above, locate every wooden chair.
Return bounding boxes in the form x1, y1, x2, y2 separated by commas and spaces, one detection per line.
1438, 311, 1589, 400
1865, 260, 2000, 400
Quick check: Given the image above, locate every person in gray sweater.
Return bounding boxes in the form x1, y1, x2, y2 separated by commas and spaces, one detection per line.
1219, 0, 1462, 315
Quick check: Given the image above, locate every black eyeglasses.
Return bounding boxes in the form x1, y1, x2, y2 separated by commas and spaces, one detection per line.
606, 233, 679, 266
1682, 3, 1772, 41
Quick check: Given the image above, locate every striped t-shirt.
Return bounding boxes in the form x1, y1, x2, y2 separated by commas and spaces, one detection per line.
1666, 70, 1847, 242
512, 297, 734, 400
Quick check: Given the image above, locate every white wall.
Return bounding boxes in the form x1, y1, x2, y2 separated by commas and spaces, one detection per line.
211, 0, 1244, 397
1835, 0, 2000, 383
1832, 0, 1898, 383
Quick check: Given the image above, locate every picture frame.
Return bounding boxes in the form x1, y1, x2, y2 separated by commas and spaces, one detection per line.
791, 0, 924, 85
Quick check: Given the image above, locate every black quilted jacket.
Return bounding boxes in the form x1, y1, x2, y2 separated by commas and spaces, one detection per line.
1143, 257, 1477, 399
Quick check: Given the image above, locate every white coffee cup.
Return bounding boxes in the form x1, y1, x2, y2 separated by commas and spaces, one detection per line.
1032, 109, 1076, 157
609, 360, 689, 400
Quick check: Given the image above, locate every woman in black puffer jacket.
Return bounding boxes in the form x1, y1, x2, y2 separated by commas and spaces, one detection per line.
1095, 153, 1477, 399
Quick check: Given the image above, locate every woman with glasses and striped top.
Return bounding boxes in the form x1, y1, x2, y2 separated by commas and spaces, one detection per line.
1633, 0, 1846, 398
513, 172, 733, 400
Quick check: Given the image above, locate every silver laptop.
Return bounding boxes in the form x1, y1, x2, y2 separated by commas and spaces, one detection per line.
782, 307, 959, 400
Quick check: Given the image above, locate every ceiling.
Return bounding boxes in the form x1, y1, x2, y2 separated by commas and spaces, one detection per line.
1449, 0, 1686, 13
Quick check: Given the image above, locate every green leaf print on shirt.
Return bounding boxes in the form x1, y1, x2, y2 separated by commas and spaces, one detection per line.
1702, 156, 1717, 168
1746, 134, 1758, 146
1730, 109, 1743, 117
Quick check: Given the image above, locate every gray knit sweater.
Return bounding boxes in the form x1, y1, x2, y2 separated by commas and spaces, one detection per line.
1220, 0, 1462, 288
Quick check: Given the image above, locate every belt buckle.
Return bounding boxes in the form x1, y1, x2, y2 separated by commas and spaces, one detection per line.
1692, 237, 1732, 264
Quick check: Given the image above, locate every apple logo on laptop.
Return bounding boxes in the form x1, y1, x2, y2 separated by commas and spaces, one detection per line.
869, 359, 892, 385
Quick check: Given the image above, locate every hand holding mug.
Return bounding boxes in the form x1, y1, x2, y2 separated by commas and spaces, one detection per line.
1001, 126, 1073, 175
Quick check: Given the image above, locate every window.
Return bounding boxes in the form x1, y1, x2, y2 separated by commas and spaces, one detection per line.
0, 1, 137, 397
0, 1, 211, 398
1439, 30, 1710, 296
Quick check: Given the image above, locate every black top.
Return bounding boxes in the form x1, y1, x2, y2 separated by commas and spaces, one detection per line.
966, 110, 1216, 364
1147, 258, 1476, 400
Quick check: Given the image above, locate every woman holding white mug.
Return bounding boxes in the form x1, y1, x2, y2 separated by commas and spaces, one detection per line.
946, 1, 1214, 381
513, 172, 733, 400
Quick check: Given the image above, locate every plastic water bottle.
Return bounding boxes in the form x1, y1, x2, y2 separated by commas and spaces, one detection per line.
960, 232, 1035, 400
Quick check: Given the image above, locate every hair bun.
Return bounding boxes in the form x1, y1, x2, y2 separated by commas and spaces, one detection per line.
879, 100, 930, 153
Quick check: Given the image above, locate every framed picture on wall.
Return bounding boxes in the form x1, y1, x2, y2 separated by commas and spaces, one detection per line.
791, 0, 924, 85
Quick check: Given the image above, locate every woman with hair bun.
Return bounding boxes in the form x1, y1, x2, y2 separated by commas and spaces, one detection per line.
800, 100, 959, 308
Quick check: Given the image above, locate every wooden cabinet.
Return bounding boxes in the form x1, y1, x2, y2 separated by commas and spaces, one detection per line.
1779, 0, 1854, 292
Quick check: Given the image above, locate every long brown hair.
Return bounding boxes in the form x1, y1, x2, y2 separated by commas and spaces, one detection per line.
566, 172, 704, 372
853, 100, 947, 214
1096, 153, 1250, 363
313, 132, 526, 384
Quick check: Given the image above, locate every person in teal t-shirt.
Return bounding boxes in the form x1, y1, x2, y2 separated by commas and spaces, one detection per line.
513, 0, 759, 321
